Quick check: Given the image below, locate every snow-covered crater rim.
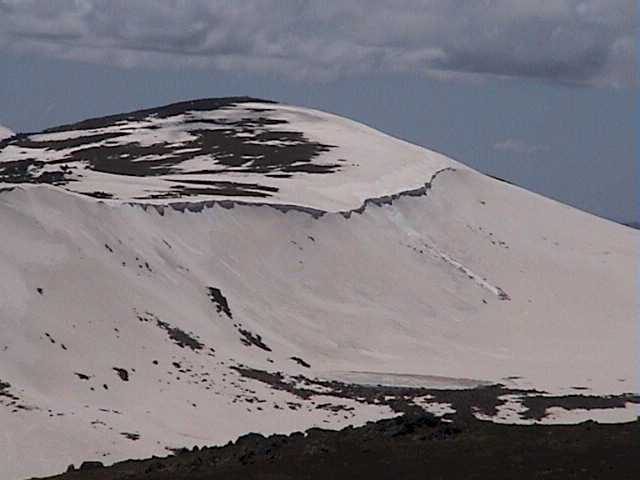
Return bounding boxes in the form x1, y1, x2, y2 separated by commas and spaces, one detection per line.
0, 167, 457, 218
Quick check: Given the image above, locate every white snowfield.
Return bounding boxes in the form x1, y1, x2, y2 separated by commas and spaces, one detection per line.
0, 99, 637, 480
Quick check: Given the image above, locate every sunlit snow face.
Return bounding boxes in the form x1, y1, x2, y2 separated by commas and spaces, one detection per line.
0, 98, 339, 200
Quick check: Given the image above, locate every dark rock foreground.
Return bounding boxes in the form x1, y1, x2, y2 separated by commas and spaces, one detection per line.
39, 414, 639, 480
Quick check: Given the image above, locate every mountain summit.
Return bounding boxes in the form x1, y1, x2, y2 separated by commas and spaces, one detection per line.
0, 99, 636, 480
0, 97, 453, 211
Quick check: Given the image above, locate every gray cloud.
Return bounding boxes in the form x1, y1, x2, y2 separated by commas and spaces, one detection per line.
493, 139, 548, 155
0, 0, 635, 87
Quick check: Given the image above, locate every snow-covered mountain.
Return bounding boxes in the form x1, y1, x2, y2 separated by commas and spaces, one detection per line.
0, 98, 637, 480
0, 124, 13, 141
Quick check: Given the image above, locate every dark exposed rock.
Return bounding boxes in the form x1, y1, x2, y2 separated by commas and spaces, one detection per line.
155, 319, 204, 351
238, 328, 272, 352
290, 356, 311, 368
113, 368, 130, 382
372, 413, 440, 437
207, 287, 233, 318
520, 392, 640, 421
78, 461, 104, 471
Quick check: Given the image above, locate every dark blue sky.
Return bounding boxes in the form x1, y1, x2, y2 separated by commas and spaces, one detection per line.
0, 1, 636, 223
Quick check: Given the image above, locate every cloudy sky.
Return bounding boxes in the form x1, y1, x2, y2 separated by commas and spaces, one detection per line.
0, 0, 637, 222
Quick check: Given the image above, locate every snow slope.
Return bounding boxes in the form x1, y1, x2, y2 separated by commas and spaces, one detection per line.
0, 124, 13, 141
0, 98, 637, 480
